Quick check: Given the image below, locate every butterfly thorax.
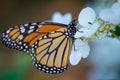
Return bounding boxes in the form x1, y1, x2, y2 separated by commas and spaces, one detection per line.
67, 20, 77, 38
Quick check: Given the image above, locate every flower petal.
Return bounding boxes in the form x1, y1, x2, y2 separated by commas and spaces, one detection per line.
52, 12, 63, 23
74, 28, 88, 38
74, 22, 100, 38
69, 39, 90, 65
74, 39, 90, 58
81, 43, 90, 58
83, 22, 100, 38
51, 12, 72, 24
99, 6, 120, 24
78, 7, 96, 27
111, 2, 120, 15
62, 13, 72, 24
69, 47, 82, 65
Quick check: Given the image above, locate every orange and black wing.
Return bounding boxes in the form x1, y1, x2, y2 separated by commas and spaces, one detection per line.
2, 20, 77, 74
31, 27, 74, 74
2, 22, 66, 53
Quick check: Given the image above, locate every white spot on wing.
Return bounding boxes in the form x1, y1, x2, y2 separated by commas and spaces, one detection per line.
20, 26, 24, 29
30, 26, 34, 29
6, 30, 10, 33
24, 24, 28, 26
18, 35, 23, 40
44, 36, 47, 38
27, 29, 34, 33
32, 23, 37, 25
20, 29, 25, 33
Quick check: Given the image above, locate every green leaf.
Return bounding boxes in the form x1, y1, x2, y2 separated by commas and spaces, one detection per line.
114, 26, 120, 36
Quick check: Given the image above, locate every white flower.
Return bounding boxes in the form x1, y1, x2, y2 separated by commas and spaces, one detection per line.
99, 2, 120, 25
69, 39, 90, 65
74, 22, 100, 38
74, 7, 100, 38
78, 7, 96, 27
51, 12, 72, 24
111, 2, 120, 15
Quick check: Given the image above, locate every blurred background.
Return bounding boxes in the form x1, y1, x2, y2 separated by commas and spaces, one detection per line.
0, 0, 120, 80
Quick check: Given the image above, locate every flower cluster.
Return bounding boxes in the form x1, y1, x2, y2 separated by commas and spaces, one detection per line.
100, 1, 120, 25
51, 0, 120, 66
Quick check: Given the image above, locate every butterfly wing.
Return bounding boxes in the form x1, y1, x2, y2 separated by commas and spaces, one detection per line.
2, 20, 76, 74
31, 27, 73, 74
2, 22, 66, 53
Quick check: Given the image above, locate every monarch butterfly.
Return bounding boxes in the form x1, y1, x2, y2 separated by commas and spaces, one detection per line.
2, 20, 77, 74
